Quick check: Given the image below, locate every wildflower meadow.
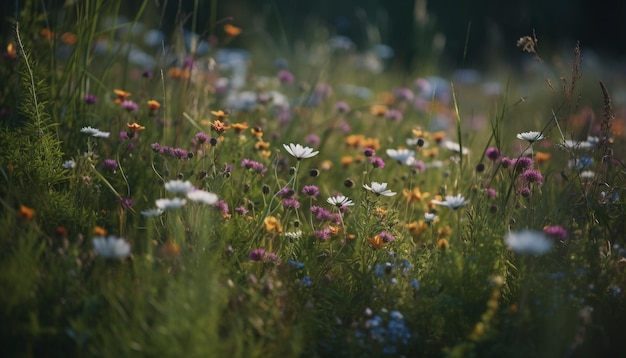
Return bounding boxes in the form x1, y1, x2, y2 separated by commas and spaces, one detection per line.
1, 1, 625, 357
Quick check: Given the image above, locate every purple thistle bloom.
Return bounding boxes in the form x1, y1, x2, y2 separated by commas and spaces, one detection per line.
249, 248, 266, 261
195, 132, 210, 143
84, 94, 98, 105
282, 198, 301, 209
500, 157, 513, 169
120, 100, 139, 112
119, 197, 134, 209
151, 143, 162, 153
305, 134, 321, 147
302, 185, 320, 198
234, 206, 249, 215
241, 159, 268, 175
222, 163, 234, 174
486, 188, 497, 198
277, 69, 294, 84
412, 160, 426, 173
520, 187, 531, 197
523, 169, 544, 185
544, 225, 567, 241
515, 157, 534, 172
363, 147, 376, 157
334, 101, 350, 113
172, 148, 190, 159
395, 87, 414, 102
314, 228, 332, 241
485, 147, 501, 161
386, 109, 403, 121
370, 156, 385, 168
276, 187, 294, 199
379, 231, 396, 242
311, 205, 332, 221
213, 200, 229, 215
102, 159, 118, 171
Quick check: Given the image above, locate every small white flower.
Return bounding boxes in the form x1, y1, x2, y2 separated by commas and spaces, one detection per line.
283, 143, 319, 159
441, 140, 469, 155
62, 160, 76, 169
140, 208, 164, 217
431, 194, 470, 210
186, 190, 219, 205
386, 148, 416, 166
516, 131, 544, 143
579, 170, 595, 181
363, 182, 396, 196
327, 195, 355, 207
81, 126, 110, 138
505, 230, 553, 255
285, 230, 303, 239
93, 235, 131, 259
559, 139, 594, 151
164, 180, 195, 194
424, 212, 438, 223
155, 197, 187, 210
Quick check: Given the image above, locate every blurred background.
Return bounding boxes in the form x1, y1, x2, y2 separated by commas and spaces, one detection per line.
3, 0, 625, 72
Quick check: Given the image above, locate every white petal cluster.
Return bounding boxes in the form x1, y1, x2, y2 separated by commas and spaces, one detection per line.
363, 182, 396, 196
327, 195, 355, 207
93, 236, 131, 259
431, 194, 469, 210
386, 148, 415, 166
81, 126, 110, 138
283, 143, 319, 159
164, 180, 195, 194
441, 140, 469, 155
156, 197, 187, 210
504, 230, 553, 255
516, 131, 544, 143
186, 190, 219, 205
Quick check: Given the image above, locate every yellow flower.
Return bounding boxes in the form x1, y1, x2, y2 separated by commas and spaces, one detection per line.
367, 234, 388, 249
210, 110, 229, 119
114, 89, 131, 104
406, 221, 428, 239
93, 226, 107, 236
403, 187, 430, 204
412, 127, 431, 139
341, 156, 353, 167
369, 104, 388, 116
362, 137, 381, 150
231, 122, 248, 134
19, 205, 35, 220
254, 140, 271, 151
344, 134, 365, 148
437, 238, 449, 250
432, 131, 446, 144
264, 216, 282, 233
251, 126, 263, 138
6, 42, 16, 59
147, 100, 161, 110
422, 148, 439, 158
126, 122, 146, 134
224, 24, 242, 37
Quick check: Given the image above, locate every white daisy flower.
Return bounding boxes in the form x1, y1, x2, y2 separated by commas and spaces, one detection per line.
516, 131, 544, 143
431, 194, 470, 210
424, 212, 438, 223
140, 208, 164, 217
164, 180, 195, 194
186, 190, 219, 205
93, 235, 131, 259
363, 182, 396, 196
283, 143, 319, 160
559, 139, 594, 151
441, 140, 469, 155
62, 160, 76, 169
327, 195, 355, 207
80, 126, 110, 138
504, 230, 553, 255
386, 148, 416, 166
284, 230, 303, 239
579, 170, 595, 181
155, 197, 187, 210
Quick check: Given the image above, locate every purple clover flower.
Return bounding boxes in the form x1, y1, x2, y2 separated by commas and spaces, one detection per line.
485, 147, 501, 161
302, 185, 320, 199
523, 169, 544, 185
544, 225, 567, 241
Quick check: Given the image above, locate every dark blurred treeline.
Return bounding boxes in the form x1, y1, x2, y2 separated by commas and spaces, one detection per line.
3, 0, 624, 71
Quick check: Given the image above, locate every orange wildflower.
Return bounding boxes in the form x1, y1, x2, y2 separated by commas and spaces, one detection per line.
412, 127, 431, 139
320, 160, 333, 171
224, 24, 242, 37
251, 126, 263, 138
406, 220, 428, 239
40, 28, 56, 40
55, 226, 68, 238
158, 241, 181, 258
367, 234, 388, 249
147, 100, 161, 110
210, 110, 229, 119
254, 140, 271, 151
345, 134, 365, 148
6, 43, 16, 59
168, 68, 190, 79
437, 226, 452, 238
93, 226, 107, 236
126, 122, 146, 134
375, 207, 388, 218
437, 238, 449, 250
362, 137, 381, 150
264, 216, 282, 233
370, 104, 388, 116
114, 89, 131, 104
208, 119, 230, 134
422, 148, 439, 158
378, 91, 396, 106
327, 225, 342, 236
231, 122, 248, 134
19, 205, 35, 220
61, 32, 77, 45
341, 156, 353, 167
431, 131, 446, 144
403, 187, 430, 204
534, 151, 551, 165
